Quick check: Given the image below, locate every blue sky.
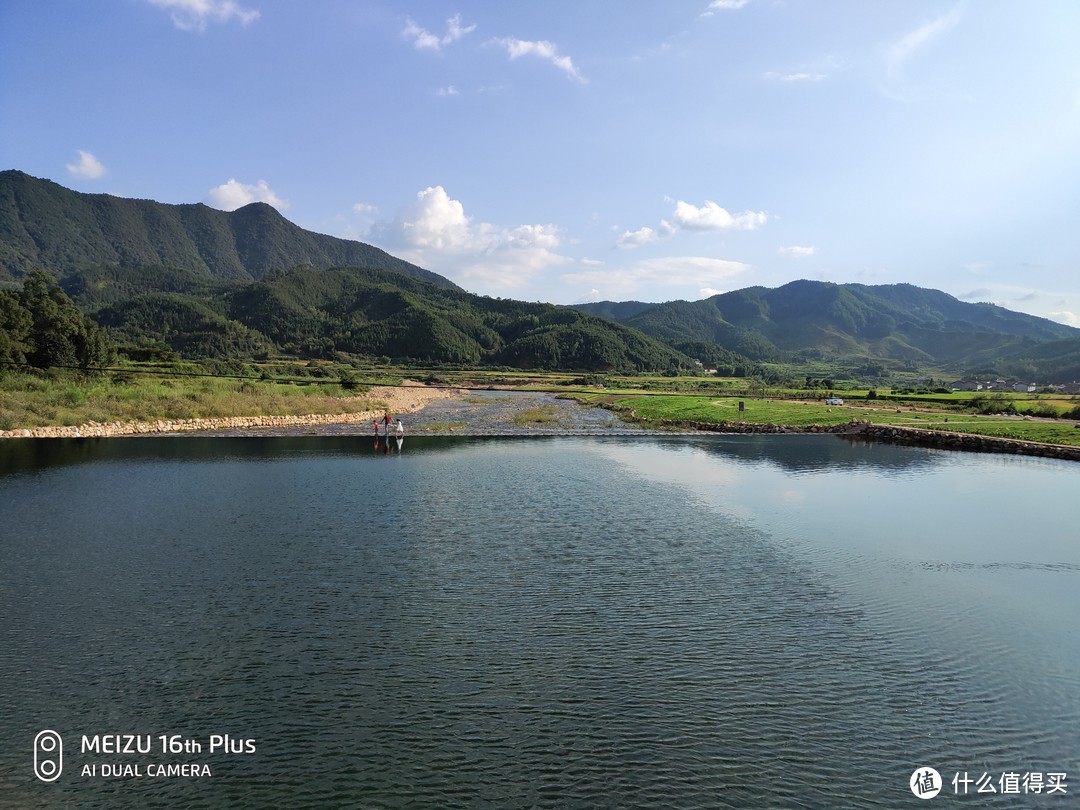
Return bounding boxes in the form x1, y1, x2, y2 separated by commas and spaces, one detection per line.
2, 1, 1079, 324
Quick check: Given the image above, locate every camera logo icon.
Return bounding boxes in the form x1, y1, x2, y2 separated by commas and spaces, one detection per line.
34, 730, 63, 782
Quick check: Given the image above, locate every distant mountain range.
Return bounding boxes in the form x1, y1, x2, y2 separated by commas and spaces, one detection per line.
0, 170, 453, 288
3, 170, 1079, 379
573, 280, 1080, 381
0, 171, 688, 371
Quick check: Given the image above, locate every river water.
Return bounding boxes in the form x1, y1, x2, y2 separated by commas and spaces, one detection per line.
0, 433, 1077, 808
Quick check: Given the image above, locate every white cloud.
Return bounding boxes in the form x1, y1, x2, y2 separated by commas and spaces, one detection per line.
66, 150, 105, 179
765, 55, 840, 83
444, 14, 475, 44
886, 6, 962, 82
352, 202, 377, 215
1048, 311, 1079, 326
671, 199, 767, 231
147, 0, 259, 32
635, 256, 750, 282
765, 71, 826, 82
436, 85, 460, 97
779, 245, 816, 257
403, 22, 440, 50
492, 38, 586, 83
388, 186, 567, 293
562, 256, 750, 299
699, 288, 723, 298
615, 200, 764, 249
616, 226, 659, 249
205, 178, 287, 211
403, 14, 475, 51
709, 0, 750, 9
400, 186, 471, 250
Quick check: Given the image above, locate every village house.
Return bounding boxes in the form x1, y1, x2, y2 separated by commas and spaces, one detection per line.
948, 380, 983, 391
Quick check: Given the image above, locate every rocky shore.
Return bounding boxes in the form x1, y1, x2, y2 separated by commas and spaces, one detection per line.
850, 421, 1080, 462
0, 384, 463, 439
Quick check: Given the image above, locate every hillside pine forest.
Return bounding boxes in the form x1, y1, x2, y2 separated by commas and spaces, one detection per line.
3, 170, 1080, 383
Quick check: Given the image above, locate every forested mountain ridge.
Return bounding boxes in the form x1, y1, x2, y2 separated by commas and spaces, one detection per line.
86, 264, 692, 370
574, 280, 1080, 377
0, 172, 690, 371
0, 170, 456, 289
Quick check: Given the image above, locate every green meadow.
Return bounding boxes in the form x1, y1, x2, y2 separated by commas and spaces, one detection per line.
575, 391, 1080, 447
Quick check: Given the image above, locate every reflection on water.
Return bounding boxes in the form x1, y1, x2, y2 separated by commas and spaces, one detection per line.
0, 436, 1076, 808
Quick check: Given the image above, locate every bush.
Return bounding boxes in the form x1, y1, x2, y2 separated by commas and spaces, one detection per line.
971, 394, 1016, 415
1024, 405, 1062, 419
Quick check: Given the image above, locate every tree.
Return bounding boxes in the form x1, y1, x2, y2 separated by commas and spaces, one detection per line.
18, 270, 113, 369
0, 290, 33, 366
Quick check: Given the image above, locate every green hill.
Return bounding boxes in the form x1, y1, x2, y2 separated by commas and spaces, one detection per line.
0, 172, 689, 372
87, 264, 691, 371
575, 280, 1080, 377
0, 170, 456, 289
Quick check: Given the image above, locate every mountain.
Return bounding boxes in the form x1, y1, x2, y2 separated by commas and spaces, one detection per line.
91, 264, 691, 371
996, 334, 1080, 382
0, 170, 456, 289
0, 172, 690, 372
574, 280, 1080, 376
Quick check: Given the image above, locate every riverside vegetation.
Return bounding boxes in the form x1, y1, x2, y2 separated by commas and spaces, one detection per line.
571, 390, 1080, 447
5, 362, 1079, 450
0, 368, 392, 431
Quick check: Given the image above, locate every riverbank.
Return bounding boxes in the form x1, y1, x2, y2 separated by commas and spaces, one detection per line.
0, 384, 462, 439
639, 415, 1080, 462
5, 385, 1079, 462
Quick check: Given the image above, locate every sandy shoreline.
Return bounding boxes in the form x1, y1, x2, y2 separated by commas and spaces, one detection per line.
0, 384, 464, 439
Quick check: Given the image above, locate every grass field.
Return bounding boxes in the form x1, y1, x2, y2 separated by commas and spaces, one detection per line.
0, 369, 388, 431
575, 392, 1080, 447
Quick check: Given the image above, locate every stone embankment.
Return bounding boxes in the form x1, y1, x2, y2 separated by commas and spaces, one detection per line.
685, 421, 854, 435
850, 422, 1080, 462
678, 418, 1080, 462
0, 384, 463, 439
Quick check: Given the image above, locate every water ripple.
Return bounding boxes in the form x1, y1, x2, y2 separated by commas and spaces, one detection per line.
0, 437, 1076, 808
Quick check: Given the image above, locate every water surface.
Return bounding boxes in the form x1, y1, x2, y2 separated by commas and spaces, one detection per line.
1, 435, 1076, 808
